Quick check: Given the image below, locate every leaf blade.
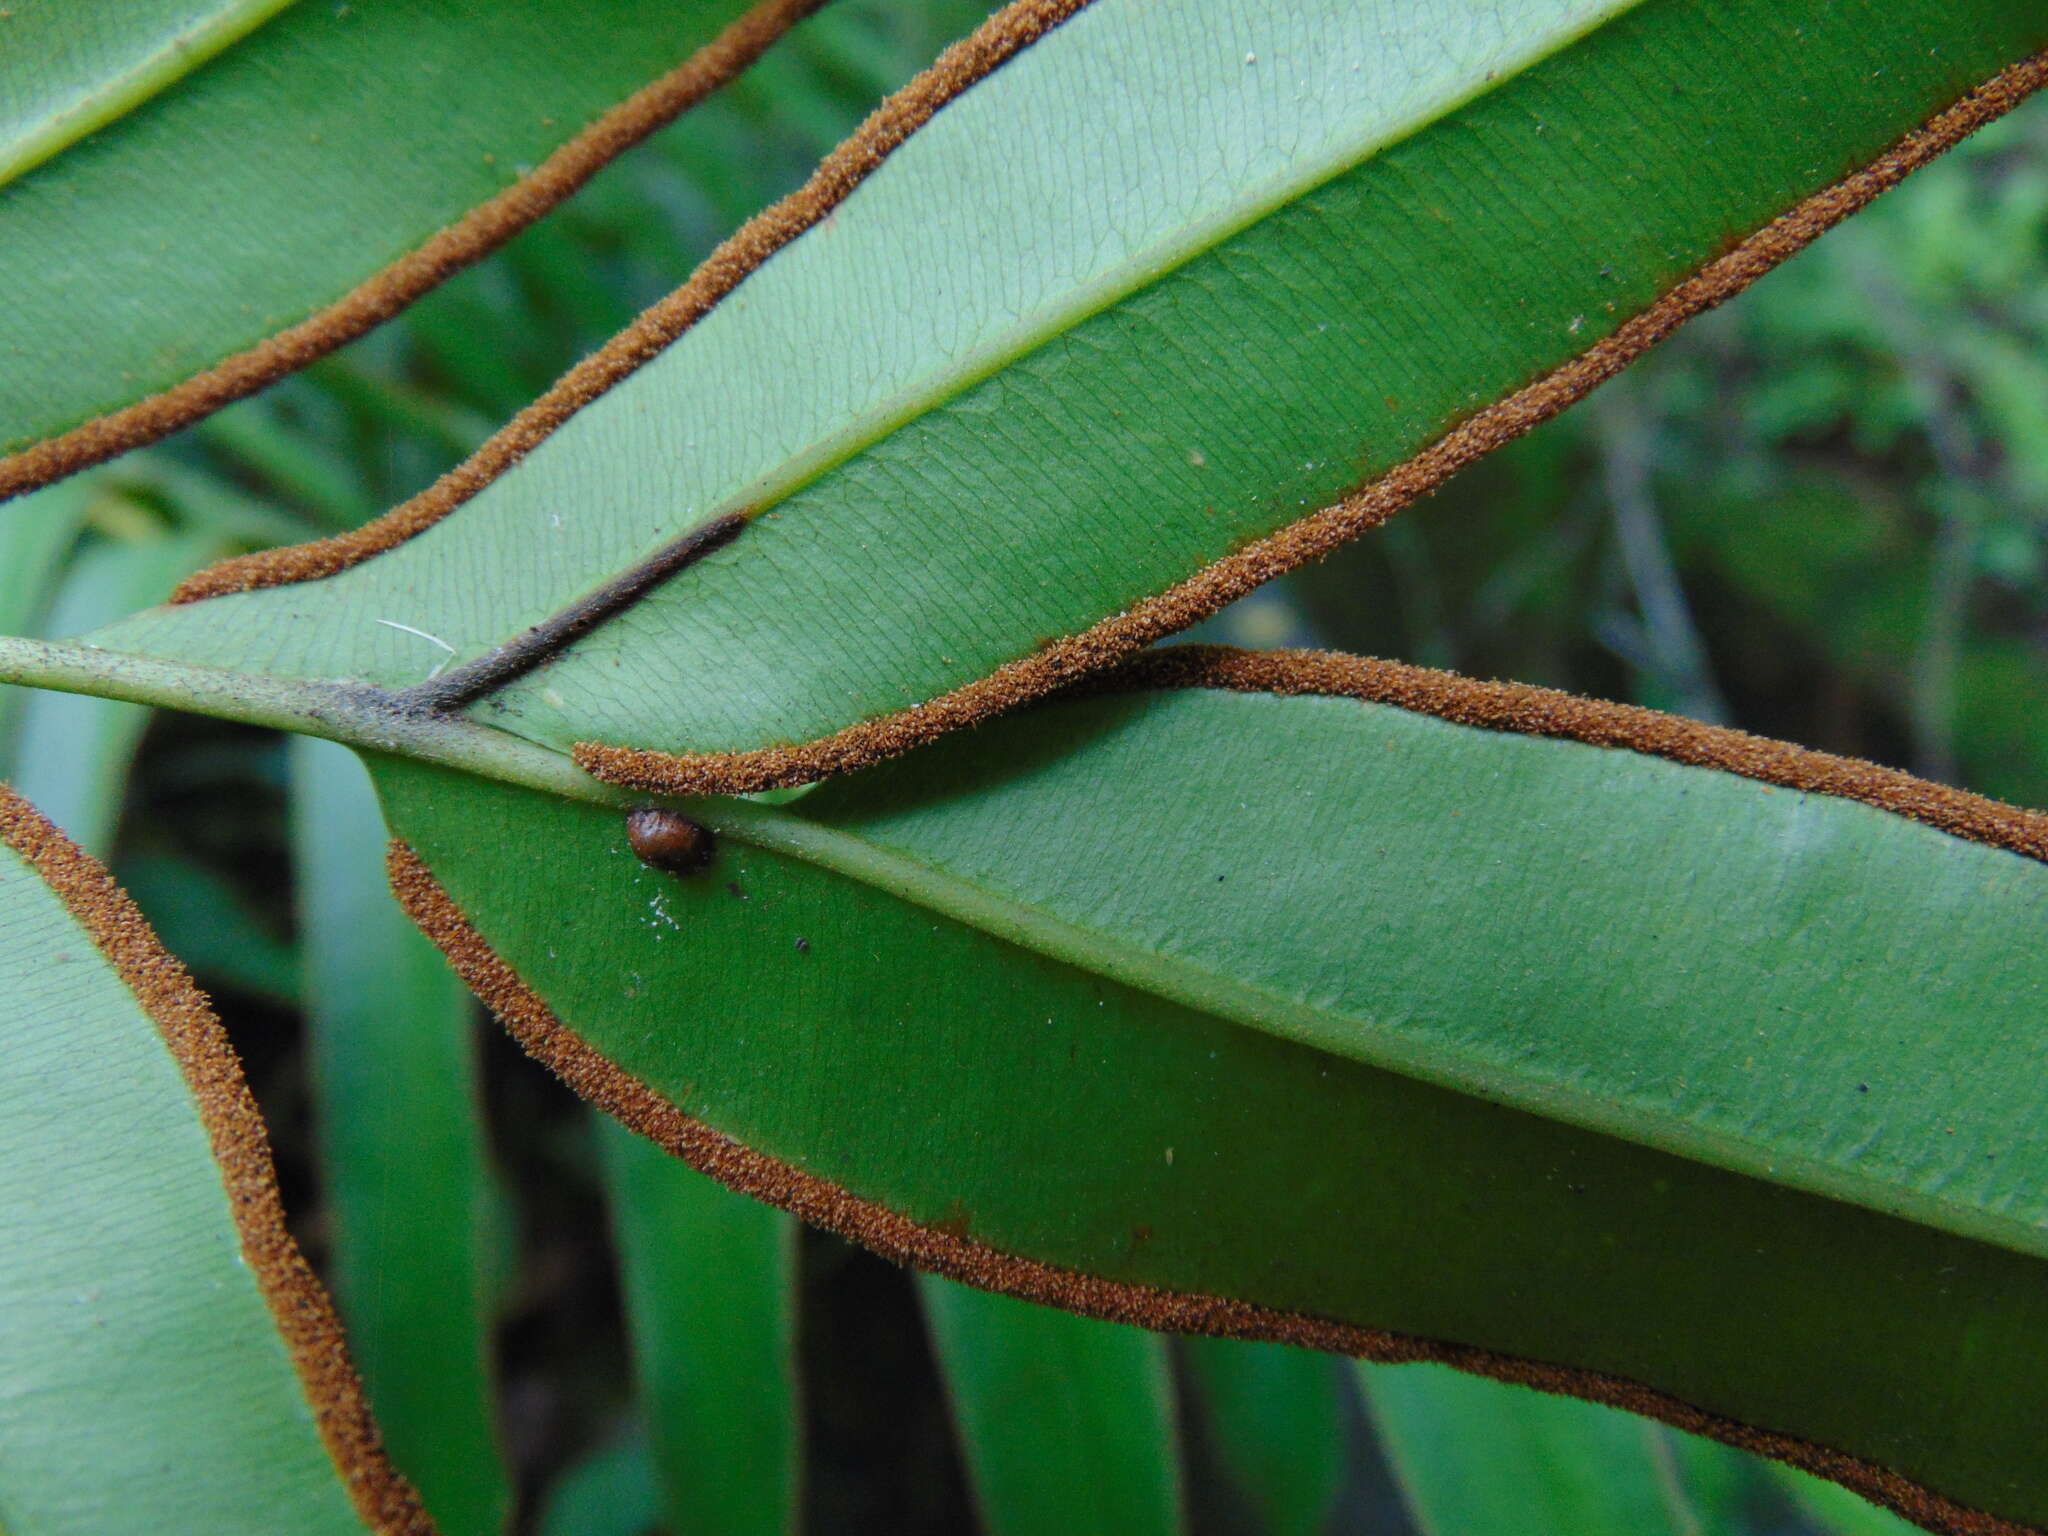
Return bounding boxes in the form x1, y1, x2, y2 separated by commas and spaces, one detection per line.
921, 1279, 1185, 1536
0, 0, 300, 188
291, 738, 509, 1536
600, 1117, 801, 1536
7, 531, 214, 855
1360, 1364, 1740, 1536
0, 0, 815, 479
0, 785, 427, 1533
371, 651, 2048, 1532
1182, 1338, 1345, 1536
101, 0, 2048, 785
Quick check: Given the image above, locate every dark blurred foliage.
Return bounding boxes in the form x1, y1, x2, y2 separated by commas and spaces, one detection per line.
6, 3, 2043, 1529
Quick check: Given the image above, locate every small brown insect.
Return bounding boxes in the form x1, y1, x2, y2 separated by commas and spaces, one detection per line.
625, 808, 715, 877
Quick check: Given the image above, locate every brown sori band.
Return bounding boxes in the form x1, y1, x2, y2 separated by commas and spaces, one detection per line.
163, 30, 2048, 791
564, 46, 2048, 798
0, 787, 434, 1535
387, 806, 2030, 1536
168, 0, 1095, 602
0, 0, 831, 504
1069, 645, 2048, 864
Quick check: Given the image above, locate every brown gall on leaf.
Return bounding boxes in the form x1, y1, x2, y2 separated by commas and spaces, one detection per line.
626, 807, 715, 877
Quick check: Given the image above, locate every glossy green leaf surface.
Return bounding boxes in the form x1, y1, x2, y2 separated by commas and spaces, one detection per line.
600, 1119, 800, 1536
0, 0, 767, 457
292, 738, 507, 1536
105, 0, 2048, 769
1361, 1363, 1745, 1536
370, 675, 2048, 1527
921, 1280, 1184, 1536
0, 810, 366, 1533
1183, 1339, 1344, 1536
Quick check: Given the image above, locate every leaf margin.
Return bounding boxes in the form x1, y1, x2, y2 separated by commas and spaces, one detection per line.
148, 14, 2048, 796
164, 0, 1094, 601
381, 641, 2048, 1536
0, 0, 830, 502
0, 781, 436, 1534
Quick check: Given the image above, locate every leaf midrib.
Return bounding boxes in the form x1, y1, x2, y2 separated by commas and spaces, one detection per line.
706, 792, 2048, 1270
0, 0, 303, 189
7, 633, 2028, 1265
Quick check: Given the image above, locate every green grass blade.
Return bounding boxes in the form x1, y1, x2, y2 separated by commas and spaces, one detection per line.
538, 1424, 663, 1536
290, 736, 508, 1535
1361, 1364, 1744, 1536
920, 1280, 1185, 1536
1772, 1466, 1930, 1536
102, 0, 2048, 783
115, 851, 302, 1005
599, 1117, 801, 1536
1182, 1338, 1344, 1536
0, 787, 420, 1532
367, 650, 2048, 1529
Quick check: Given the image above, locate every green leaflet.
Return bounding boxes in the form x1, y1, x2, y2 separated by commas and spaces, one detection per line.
0, 792, 391, 1533
1360, 1363, 1747, 1536
370, 673, 2048, 1529
115, 852, 302, 1005
536, 1426, 663, 1536
0, 0, 773, 460
600, 1120, 801, 1536
1182, 1339, 1345, 1536
291, 739, 508, 1536
1775, 1465, 1931, 1536
0, 480, 85, 640
0, 476, 87, 753
920, 1280, 1184, 1536
99, 0, 2048, 773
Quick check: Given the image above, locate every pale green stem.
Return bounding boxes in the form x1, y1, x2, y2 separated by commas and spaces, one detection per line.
0, 635, 617, 807
7, 636, 2042, 1266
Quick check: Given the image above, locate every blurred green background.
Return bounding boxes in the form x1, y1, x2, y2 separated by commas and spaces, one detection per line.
3, 2, 2041, 1532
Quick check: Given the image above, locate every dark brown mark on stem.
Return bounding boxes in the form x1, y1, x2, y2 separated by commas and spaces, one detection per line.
402, 513, 746, 712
